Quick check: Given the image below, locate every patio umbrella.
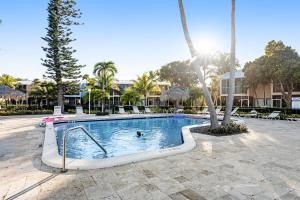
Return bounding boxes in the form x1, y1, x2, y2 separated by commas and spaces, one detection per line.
0, 85, 15, 97
0, 85, 26, 105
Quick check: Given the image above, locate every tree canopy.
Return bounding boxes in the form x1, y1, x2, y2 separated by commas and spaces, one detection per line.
0, 74, 17, 88
120, 88, 141, 105
159, 60, 198, 88
243, 40, 300, 108
42, 0, 84, 111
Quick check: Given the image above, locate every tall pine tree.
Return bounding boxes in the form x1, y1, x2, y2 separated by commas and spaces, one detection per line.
42, 0, 84, 112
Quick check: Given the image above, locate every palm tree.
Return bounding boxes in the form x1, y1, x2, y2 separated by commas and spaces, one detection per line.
222, 0, 236, 125
30, 79, 44, 108
177, 0, 219, 128
120, 88, 141, 105
212, 52, 233, 75
0, 74, 17, 88
133, 72, 158, 106
93, 61, 117, 112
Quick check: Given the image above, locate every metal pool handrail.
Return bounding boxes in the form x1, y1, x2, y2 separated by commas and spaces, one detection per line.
61, 126, 107, 172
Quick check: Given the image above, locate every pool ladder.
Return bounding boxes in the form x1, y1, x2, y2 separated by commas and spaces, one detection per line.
61, 125, 107, 172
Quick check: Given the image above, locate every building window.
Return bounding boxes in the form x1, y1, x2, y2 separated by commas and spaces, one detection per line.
235, 78, 247, 94
272, 95, 282, 108
221, 80, 228, 94
222, 78, 247, 94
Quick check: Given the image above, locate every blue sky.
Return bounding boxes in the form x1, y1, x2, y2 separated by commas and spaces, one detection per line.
0, 0, 300, 80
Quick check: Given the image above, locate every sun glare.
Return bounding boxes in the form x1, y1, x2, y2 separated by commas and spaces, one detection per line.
195, 37, 218, 55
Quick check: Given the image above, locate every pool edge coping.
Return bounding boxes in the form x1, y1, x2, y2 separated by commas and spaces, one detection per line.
41, 115, 202, 170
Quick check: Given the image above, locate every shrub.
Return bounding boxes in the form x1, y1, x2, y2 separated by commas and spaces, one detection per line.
67, 109, 76, 114
209, 122, 248, 136
0, 110, 53, 116
183, 109, 196, 114
96, 112, 109, 116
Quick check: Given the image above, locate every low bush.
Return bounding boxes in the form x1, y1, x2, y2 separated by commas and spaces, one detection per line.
96, 112, 109, 116
209, 122, 248, 136
67, 109, 76, 114
183, 109, 196, 114
0, 110, 53, 116
190, 121, 248, 136
280, 113, 300, 120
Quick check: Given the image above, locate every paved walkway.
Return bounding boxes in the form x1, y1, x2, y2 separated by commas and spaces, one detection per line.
0, 115, 299, 200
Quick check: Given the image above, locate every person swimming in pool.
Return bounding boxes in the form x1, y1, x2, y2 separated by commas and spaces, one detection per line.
136, 131, 143, 137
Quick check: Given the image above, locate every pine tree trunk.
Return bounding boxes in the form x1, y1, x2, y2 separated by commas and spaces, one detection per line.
57, 83, 64, 113
222, 0, 236, 125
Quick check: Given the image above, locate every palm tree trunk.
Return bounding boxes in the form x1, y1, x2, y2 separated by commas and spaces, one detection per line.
102, 79, 105, 112
178, 0, 219, 128
192, 60, 219, 128
177, 0, 197, 56
222, 0, 236, 125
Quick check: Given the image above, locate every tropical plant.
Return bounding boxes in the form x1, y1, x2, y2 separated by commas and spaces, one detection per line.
120, 88, 141, 105
83, 88, 106, 106
177, 0, 219, 128
133, 72, 158, 106
93, 61, 118, 112
0, 74, 17, 88
159, 60, 198, 87
222, 0, 236, 125
29, 79, 56, 107
42, 0, 84, 112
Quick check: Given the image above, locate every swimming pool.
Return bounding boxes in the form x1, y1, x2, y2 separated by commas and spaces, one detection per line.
54, 116, 206, 159
42, 115, 207, 169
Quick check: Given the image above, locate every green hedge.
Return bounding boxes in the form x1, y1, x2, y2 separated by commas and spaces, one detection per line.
0, 110, 53, 116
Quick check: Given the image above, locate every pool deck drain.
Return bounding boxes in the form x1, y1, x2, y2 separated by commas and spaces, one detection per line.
0, 114, 300, 199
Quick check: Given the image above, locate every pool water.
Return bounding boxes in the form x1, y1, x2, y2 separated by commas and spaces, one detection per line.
54, 116, 206, 159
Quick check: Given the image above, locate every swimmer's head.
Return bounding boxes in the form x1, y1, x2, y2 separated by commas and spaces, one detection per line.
136, 131, 143, 137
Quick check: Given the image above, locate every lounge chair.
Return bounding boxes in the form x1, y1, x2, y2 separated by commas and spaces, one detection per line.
76, 106, 85, 115
215, 106, 223, 115
144, 107, 152, 114
53, 106, 63, 116
262, 111, 281, 120
118, 106, 127, 114
132, 106, 142, 114
197, 108, 208, 114
40, 106, 63, 126
243, 110, 258, 118
175, 108, 184, 113
231, 107, 239, 116
105, 109, 112, 114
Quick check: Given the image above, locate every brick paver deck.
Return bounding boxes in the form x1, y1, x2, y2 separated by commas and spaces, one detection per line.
0, 115, 299, 200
